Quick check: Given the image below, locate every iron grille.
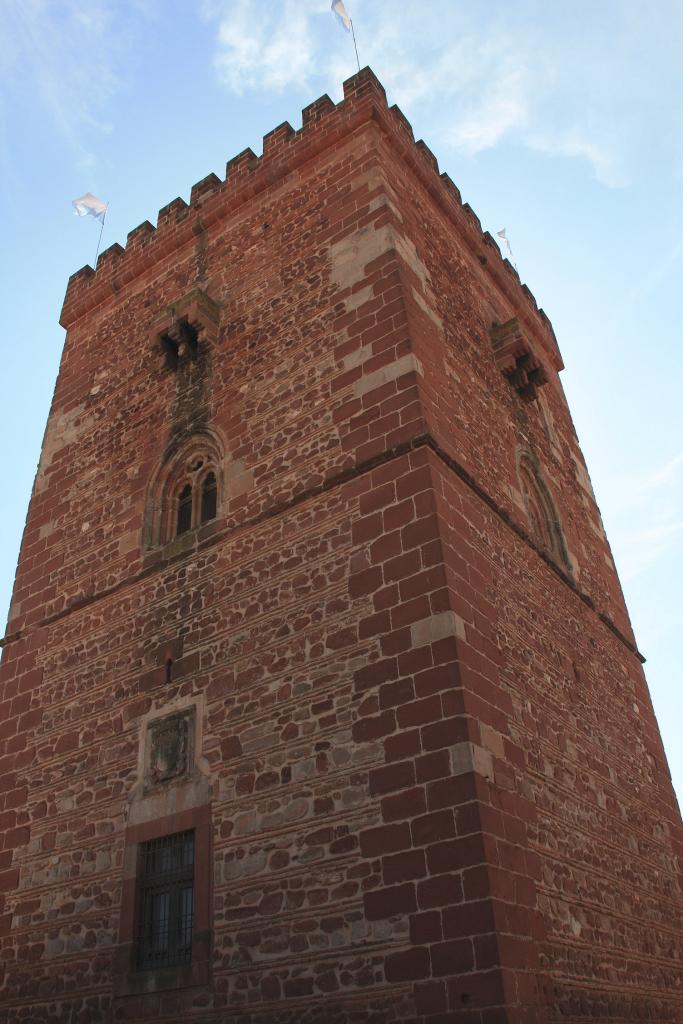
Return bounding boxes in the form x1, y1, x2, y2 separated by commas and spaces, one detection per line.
138, 830, 194, 970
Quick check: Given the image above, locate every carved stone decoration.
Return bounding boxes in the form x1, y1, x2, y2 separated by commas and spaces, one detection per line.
490, 318, 549, 401
145, 709, 195, 789
151, 287, 220, 373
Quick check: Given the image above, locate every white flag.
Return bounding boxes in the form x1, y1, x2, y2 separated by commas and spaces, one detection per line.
331, 0, 352, 32
72, 192, 107, 220
497, 227, 513, 258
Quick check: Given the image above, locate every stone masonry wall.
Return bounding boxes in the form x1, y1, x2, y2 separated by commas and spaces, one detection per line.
1, 68, 681, 1024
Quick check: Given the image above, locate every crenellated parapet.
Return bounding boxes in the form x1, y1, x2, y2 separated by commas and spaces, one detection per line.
60, 66, 561, 368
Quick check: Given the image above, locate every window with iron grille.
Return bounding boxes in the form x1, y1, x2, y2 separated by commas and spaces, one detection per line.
138, 830, 194, 970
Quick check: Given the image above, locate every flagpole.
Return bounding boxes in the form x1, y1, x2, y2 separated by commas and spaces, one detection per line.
94, 204, 108, 267
350, 19, 361, 73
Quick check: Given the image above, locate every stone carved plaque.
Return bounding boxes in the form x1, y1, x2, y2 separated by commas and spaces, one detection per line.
146, 709, 194, 788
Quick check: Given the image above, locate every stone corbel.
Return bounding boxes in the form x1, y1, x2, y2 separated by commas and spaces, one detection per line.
490, 318, 549, 401
151, 288, 220, 370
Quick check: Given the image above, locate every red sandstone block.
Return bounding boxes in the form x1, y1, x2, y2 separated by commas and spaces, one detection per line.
447, 970, 505, 1009
382, 848, 427, 883
360, 822, 411, 857
373, 581, 400, 611
495, 934, 535, 970
384, 945, 431, 981
9, 693, 30, 717
440, 688, 467, 716
443, 900, 495, 939
352, 709, 396, 743
332, 396, 362, 423
369, 759, 415, 795
364, 883, 417, 920
359, 609, 391, 639
383, 549, 422, 583
414, 664, 458, 697
427, 835, 487, 876
17, 709, 42, 732
415, 979, 448, 1014
412, 809, 456, 847
398, 644, 433, 675
326, 625, 358, 649
397, 695, 443, 728
381, 786, 427, 823
0, 868, 19, 892
359, 481, 396, 515
473, 933, 500, 970
54, 731, 79, 755
353, 657, 398, 691
3, 826, 30, 849
391, 594, 432, 630
462, 865, 491, 901
383, 499, 415, 532
384, 728, 422, 762
417, 872, 464, 910
220, 735, 242, 759
0, 812, 16, 832
0, 719, 16, 742
416, 750, 451, 783
456, 802, 483, 837
402, 514, 440, 551
432, 635, 462, 667
431, 937, 474, 976
351, 511, 383, 544
330, 365, 362, 394
349, 566, 383, 597
379, 677, 415, 709
410, 909, 443, 945
428, 774, 480, 812
422, 716, 471, 752
396, 465, 433, 500
380, 627, 412, 656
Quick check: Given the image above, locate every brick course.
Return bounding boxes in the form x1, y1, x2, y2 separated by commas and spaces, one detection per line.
0, 68, 681, 1022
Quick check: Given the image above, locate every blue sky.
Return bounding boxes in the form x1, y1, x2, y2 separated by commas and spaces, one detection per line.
1, 0, 681, 803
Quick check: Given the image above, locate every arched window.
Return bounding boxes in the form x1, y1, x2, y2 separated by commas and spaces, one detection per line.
518, 453, 569, 570
200, 472, 217, 524
176, 484, 193, 536
144, 433, 224, 548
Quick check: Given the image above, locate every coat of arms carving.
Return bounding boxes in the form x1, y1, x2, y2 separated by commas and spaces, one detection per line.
146, 709, 194, 788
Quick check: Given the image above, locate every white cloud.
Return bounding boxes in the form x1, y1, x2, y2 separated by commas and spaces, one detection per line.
448, 68, 529, 153
645, 450, 683, 491
0, 0, 146, 170
608, 450, 683, 582
204, 0, 683, 189
208, 0, 323, 95
617, 521, 683, 582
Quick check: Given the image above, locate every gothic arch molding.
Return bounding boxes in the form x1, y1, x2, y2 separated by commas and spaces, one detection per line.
144, 429, 225, 548
516, 450, 571, 572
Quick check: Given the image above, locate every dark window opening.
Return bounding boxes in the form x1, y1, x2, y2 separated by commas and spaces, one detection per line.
161, 333, 179, 372
177, 484, 193, 536
176, 319, 199, 359
200, 472, 217, 524
138, 831, 194, 970
160, 319, 199, 373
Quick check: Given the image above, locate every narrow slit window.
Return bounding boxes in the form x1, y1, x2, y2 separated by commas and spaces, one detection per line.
200, 472, 217, 524
177, 484, 193, 536
138, 830, 194, 970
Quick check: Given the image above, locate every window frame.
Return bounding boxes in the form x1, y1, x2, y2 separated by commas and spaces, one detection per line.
518, 453, 571, 572
169, 465, 220, 542
137, 830, 195, 971
114, 806, 212, 997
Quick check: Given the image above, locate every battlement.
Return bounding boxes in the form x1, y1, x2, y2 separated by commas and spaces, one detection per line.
60, 67, 561, 368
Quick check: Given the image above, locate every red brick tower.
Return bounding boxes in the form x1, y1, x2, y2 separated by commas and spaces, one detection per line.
1, 69, 681, 1023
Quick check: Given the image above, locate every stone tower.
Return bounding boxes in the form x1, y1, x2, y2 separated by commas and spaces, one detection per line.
1, 69, 681, 1023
